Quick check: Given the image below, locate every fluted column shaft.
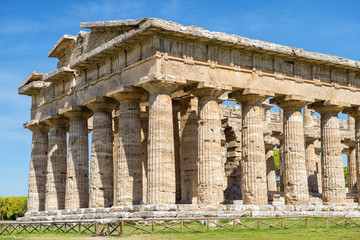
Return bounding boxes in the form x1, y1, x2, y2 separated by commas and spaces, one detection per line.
235, 94, 268, 205
86, 98, 117, 208
192, 88, 224, 204
141, 82, 179, 204
112, 93, 143, 205
27, 123, 48, 212
306, 139, 319, 193
265, 146, 277, 192
140, 107, 149, 204
317, 106, 346, 204
347, 116, 357, 193
112, 113, 119, 205
44, 119, 67, 210
344, 108, 360, 204
348, 147, 357, 193
279, 107, 285, 192
61, 109, 91, 210
173, 101, 181, 202
282, 103, 309, 204
179, 97, 199, 203
355, 118, 360, 200
304, 105, 313, 127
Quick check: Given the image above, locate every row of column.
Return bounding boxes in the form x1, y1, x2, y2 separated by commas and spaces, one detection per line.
26, 82, 360, 212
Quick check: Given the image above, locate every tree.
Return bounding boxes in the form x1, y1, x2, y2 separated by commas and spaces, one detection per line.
0, 197, 27, 220
344, 166, 348, 188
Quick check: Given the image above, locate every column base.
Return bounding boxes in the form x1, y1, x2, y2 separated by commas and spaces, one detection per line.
19, 197, 360, 222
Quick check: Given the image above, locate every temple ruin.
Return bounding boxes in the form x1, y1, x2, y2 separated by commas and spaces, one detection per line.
18, 18, 360, 221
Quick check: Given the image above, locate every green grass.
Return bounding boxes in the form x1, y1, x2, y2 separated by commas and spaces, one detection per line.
0, 218, 359, 239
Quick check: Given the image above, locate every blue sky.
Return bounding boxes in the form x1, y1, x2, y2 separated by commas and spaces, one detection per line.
0, 0, 359, 197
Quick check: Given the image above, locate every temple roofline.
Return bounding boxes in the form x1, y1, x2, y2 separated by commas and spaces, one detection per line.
70, 18, 360, 70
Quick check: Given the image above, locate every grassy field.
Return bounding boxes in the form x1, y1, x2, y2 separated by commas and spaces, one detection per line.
0, 218, 359, 239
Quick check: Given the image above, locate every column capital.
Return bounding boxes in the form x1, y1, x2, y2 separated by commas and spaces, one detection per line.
40, 115, 69, 127
343, 106, 360, 119
270, 95, 313, 109
24, 120, 49, 133
309, 100, 350, 114
59, 106, 92, 119
264, 135, 279, 149
82, 96, 118, 112
261, 100, 274, 111
233, 88, 274, 104
343, 138, 356, 148
305, 135, 318, 144
191, 81, 231, 99
136, 73, 186, 94
172, 99, 181, 111
107, 86, 147, 103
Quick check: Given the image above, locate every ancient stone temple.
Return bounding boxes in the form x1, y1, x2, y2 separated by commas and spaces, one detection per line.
18, 18, 360, 221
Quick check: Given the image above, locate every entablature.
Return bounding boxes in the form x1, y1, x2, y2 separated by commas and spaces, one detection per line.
48, 34, 76, 59
18, 71, 50, 96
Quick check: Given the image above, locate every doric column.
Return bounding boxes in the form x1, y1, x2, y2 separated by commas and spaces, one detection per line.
137, 74, 185, 204
355, 115, 360, 199
304, 104, 320, 193
25, 121, 48, 212
344, 107, 360, 203
140, 106, 149, 204
278, 107, 285, 192
348, 147, 357, 193
310, 101, 346, 205
108, 88, 143, 205
234, 89, 271, 205
347, 116, 357, 193
43, 116, 68, 211
179, 96, 199, 203
271, 96, 309, 204
59, 106, 91, 209
84, 97, 117, 208
274, 133, 284, 192
305, 137, 319, 193
314, 147, 323, 193
303, 105, 313, 127
192, 87, 225, 204
265, 144, 277, 192
112, 111, 119, 205
173, 100, 182, 202
262, 100, 274, 123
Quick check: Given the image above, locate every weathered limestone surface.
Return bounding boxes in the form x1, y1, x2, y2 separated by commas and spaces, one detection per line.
306, 138, 320, 193
192, 88, 224, 204
60, 108, 91, 210
86, 97, 117, 208
179, 97, 199, 203
347, 147, 357, 193
44, 118, 67, 211
265, 145, 277, 192
274, 98, 309, 204
140, 106, 149, 204
311, 103, 346, 205
26, 122, 48, 212
235, 91, 268, 205
139, 76, 184, 204
112, 112, 119, 205
19, 18, 360, 218
356, 118, 360, 201
344, 108, 360, 203
111, 91, 143, 205
222, 106, 242, 202
173, 101, 182, 202
346, 116, 357, 193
